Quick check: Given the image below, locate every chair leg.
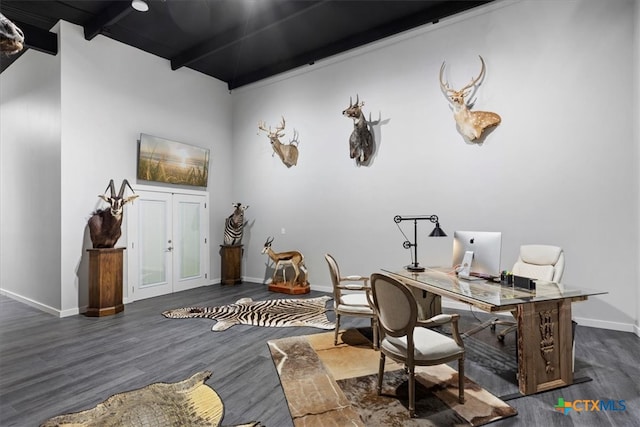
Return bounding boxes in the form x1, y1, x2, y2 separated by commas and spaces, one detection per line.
458, 357, 465, 404
377, 353, 385, 395
371, 317, 379, 350
334, 314, 341, 346
408, 365, 416, 417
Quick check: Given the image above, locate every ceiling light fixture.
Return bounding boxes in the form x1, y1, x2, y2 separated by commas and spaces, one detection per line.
131, 0, 149, 12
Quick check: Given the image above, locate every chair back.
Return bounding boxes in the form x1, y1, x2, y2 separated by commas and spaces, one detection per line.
370, 273, 417, 339
512, 245, 565, 282
324, 254, 343, 302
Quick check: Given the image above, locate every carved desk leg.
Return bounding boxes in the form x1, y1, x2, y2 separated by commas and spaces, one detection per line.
516, 299, 573, 395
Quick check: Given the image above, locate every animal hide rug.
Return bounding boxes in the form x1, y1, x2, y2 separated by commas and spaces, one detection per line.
162, 295, 335, 331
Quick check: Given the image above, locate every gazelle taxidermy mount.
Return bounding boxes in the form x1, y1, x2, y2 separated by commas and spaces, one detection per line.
258, 117, 299, 168
342, 95, 374, 165
88, 179, 139, 248
261, 236, 308, 286
439, 55, 501, 142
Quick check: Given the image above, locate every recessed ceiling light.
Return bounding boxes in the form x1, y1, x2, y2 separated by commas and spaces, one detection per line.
131, 0, 149, 12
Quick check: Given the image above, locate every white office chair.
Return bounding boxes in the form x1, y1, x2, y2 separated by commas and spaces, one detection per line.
493, 244, 565, 340
325, 253, 378, 349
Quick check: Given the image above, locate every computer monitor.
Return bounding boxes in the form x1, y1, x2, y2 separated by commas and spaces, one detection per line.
452, 231, 502, 279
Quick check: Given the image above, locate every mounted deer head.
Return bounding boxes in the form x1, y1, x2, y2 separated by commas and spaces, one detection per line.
342, 94, 374, 165
0, 13, 24, 55
258, 116, 299, 168
439, 55, 501, 142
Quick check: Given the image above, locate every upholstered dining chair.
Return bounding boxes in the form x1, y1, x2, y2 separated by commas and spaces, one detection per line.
493, 245, 565, 341
324, 253, 378, 349
370, 273, 465, 417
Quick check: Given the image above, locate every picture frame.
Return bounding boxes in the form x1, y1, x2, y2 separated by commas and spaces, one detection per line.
137, 133, 209, 187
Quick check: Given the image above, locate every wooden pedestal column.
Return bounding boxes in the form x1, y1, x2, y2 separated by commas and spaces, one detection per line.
86, 248, 125, 317
220, 245, 243, 285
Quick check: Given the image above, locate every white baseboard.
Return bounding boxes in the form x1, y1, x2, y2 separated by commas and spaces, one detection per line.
0, 288, 69, 317
634, 324, 640, 338
573, 316, 636, 333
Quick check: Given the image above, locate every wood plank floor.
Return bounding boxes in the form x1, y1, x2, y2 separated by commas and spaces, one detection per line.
1, 283, 639, 426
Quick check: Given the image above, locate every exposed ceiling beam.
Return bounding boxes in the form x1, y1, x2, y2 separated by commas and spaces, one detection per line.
0, 19, 57, 73
84, 1, 133, 41
170, 0, 327, 71
227, 0, 492, 89
13, 19, 58, 55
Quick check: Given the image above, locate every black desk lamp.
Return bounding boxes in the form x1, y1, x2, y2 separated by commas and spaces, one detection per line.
394, 215, 447, 272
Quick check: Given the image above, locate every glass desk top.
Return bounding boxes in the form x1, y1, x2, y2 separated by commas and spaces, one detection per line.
382, 268, 607, 311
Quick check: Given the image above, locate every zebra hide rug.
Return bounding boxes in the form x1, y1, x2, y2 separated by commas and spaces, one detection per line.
162, 296, 335, 331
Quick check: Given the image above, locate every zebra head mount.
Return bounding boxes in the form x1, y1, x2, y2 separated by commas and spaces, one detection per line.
0, 13, 24, 55
223, 203, 249, 246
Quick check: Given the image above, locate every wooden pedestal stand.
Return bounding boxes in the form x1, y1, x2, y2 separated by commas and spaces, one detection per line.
268, 267, 310, 294
86, 247, 125, 317
220, 245, 243, 285
268, 282, 310, 295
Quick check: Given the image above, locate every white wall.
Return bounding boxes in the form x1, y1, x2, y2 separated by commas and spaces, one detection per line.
0, 39, 62, 313
634, 0, 640, 336
232, 0, 639, 332
1, 0, 638, 332
1, 21, 233, 315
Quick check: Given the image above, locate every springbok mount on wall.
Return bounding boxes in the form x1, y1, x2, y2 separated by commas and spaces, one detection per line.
439, 55, 501, 142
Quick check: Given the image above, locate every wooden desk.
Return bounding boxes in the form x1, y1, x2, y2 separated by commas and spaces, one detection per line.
383, 268, 606, 396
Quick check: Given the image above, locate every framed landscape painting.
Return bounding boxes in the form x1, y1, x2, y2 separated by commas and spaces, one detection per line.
137, 134, 209, 187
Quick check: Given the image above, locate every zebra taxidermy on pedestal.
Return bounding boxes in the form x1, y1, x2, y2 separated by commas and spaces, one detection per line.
223, 203, 249, 246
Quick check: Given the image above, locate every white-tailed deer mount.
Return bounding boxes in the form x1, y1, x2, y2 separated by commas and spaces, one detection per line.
88, 179, 139, 248
261, 236, 308, 287
258, 117, 299, 168
342, 95, 374, 165
439, 56, 501, 142
0, 13, 24, 55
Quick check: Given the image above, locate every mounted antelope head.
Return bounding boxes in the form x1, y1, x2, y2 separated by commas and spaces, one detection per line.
258, 117, 299, 168
261, 236, 308, 286
88, 179, 139, 248
342, 94, 374, 165
439, 55, 501, 142
0, 13, 24, 55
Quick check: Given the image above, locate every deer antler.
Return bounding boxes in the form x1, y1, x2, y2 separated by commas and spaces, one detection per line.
257, 120, 270, 133
275, 117, 286, 138
458, 55, 485, 95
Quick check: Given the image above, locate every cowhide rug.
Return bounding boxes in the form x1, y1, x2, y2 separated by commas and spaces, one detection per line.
162, 295, 335, 331
40, 371, 261, 427
267, 329, 518, 426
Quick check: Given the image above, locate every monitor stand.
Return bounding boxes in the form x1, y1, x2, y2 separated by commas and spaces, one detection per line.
457, 250, 474, 279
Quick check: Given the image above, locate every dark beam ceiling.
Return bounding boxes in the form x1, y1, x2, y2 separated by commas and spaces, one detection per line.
1, 1, 492, 90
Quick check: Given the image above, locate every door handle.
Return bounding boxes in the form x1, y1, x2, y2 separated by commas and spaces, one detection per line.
167, 246, 173, 252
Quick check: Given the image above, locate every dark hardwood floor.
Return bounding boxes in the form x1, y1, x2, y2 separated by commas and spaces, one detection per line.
1, 283, 638, 426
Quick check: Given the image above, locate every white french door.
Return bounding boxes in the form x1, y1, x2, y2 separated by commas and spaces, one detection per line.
127, 189, 209, 301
